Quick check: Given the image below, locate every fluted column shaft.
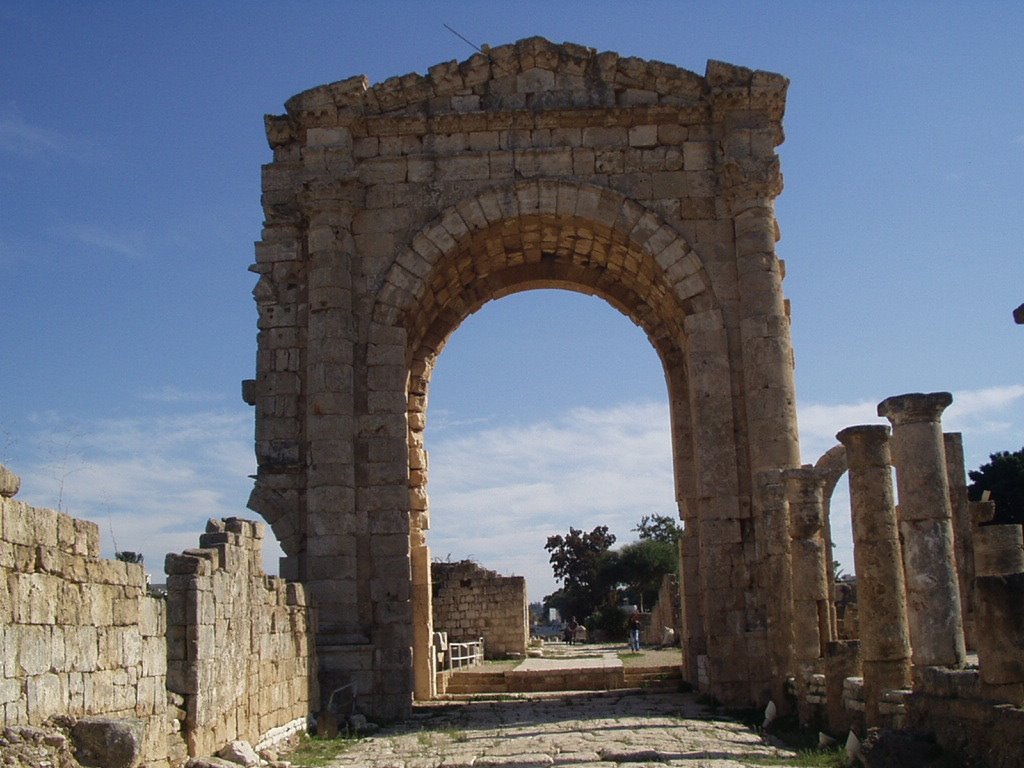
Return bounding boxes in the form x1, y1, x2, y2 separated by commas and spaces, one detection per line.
878, 392, 966, 668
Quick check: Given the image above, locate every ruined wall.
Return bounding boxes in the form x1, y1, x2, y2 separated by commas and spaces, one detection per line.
0, 493, 178, 767
431, 561, 527, 658
644, 573, 681, 646
2, 460, 317, 765
166, 518, 317, 759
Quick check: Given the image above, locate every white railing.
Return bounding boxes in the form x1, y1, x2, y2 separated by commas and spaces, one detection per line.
446, 637, 485, 670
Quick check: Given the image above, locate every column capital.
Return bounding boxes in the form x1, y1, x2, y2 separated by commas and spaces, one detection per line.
836, 424, 890, 450
877, 391, 952, 425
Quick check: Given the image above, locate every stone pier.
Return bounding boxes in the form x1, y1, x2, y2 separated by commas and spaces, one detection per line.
878, 392, 966, 669
836, 425, 912, 727
754, 470, 794, 711
824, 640, 861, 734
943, 432, 975, 649
971, 500, 1024, 706
783, 466, 830, 723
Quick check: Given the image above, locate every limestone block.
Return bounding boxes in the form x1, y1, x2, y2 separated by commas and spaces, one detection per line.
0, 464, 20, 498
25, 672, 64, 723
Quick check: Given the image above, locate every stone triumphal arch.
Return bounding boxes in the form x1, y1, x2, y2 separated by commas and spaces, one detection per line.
245, 38, 799, 718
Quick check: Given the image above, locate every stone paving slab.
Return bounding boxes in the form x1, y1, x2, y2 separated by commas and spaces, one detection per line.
514, 653, 622, 672
319, 691, 806, 768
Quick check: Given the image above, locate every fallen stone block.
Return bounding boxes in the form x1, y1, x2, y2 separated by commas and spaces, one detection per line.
71, 717, 146, 768
216, 740, 261, 767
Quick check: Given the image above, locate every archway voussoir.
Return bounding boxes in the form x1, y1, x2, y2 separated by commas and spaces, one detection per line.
455, 195, 489, 232
439, 207, 470, 242
424, 223, 457, 255
537, 179, 561, 213
654, 238, 691, 271
411, 232, 443, 262
475, 189, 504, 224
614, 197, 646, 234
555, 183, 579, 216
646, 224, 679, 257
628, 210, 663, 249
515, 180, 542, 215
573, 184, 605, 221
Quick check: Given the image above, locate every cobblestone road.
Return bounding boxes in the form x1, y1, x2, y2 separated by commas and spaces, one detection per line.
321, 691, 806, 767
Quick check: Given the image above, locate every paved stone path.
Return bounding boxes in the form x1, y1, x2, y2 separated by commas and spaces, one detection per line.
321, 691, 806, 767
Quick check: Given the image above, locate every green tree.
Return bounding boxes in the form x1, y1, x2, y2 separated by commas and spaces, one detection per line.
632, 514, 682, 544
543, 525, 616, 621
599, 538, 678, 611
968, 447, 1024, 523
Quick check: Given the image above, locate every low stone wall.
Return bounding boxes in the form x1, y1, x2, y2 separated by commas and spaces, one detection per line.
431, 560, 527, 659
908, 667, 1024, 768
1, 493, 179, 767
166, 518, 317, 759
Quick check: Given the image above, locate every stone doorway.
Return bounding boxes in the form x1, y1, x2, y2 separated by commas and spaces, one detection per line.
246, 37, 798, 719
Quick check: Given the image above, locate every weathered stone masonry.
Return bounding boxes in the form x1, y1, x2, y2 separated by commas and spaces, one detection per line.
1, 466, 316, 767
431, 560, 527, 659
246, 36, 800, 718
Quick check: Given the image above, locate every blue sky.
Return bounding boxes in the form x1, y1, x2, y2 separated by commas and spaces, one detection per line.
2, 2, 1021, 600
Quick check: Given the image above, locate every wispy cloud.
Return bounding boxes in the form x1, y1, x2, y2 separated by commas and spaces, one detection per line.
59, 224, 143, 259
5, 384, 1020, 598
13, 409, 259, 576
427, 402, 676, 600
138, 386, 223, 404
0, 112, 71, 158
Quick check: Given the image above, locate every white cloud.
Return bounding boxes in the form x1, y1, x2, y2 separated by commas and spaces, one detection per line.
13, 409, 262, 579
6, 384, 1019, 599
427, 402, 676, 600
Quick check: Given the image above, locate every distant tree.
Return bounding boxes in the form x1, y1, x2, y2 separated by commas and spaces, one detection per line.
543, 525, 616, 621
599, 538, 678, 611
115, 551, 144, 565
632, 514, 683, 544
968, 447, 1024, 523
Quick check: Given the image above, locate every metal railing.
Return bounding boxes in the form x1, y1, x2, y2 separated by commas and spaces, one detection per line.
446, 637, 485, 670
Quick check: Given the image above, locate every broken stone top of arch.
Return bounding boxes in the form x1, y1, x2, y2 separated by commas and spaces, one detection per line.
276, 35, 788, 122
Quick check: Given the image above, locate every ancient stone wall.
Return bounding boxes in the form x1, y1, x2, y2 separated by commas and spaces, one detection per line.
1, 464, 317, 766
0, 492, 178, 767
166, 518, 317, 759
431, 560, 527, 658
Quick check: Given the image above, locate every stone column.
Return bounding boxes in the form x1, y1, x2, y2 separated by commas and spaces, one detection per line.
836, 425, 911, 728
784, 466, 831, 723
944, 432, 975, 649
971, 501, 1024, 706
755, 469, 794, 711
878, 393, 966, 668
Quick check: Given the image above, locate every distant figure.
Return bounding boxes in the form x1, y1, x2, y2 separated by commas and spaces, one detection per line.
565, 617, 579, 645
628, 610, 642, 652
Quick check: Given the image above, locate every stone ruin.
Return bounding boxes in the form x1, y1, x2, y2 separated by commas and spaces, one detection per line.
247, 34, 796, 718
430, 559, 527, 660
1, 467, 316, 767
2, 37, 1022, 767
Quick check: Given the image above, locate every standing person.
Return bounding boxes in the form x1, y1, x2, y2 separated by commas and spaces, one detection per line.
628, 610, 642, 652
567, 617, 579, 645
